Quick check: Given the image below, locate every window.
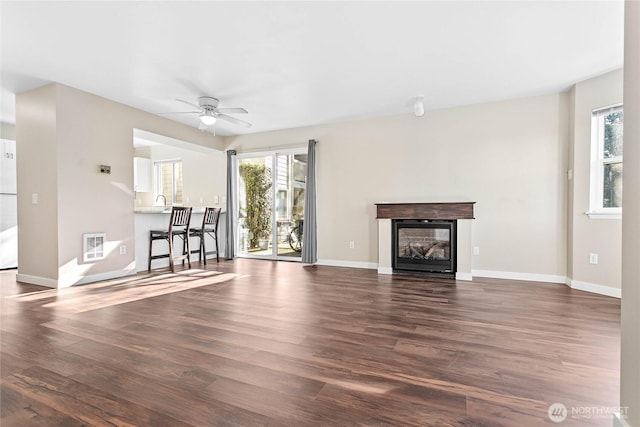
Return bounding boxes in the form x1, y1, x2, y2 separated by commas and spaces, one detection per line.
589, 105, 623, 219
155, 160, 183, 205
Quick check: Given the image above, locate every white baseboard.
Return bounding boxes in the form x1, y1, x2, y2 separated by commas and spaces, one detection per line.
377, 267, 393, 275
317, 259, 378, 270
16, 273, 57, 288
614, 413, 632, 427
472, 269, 621, 298
63, 268, 137, 288
17, 269, 137, 289
456, 272, 473, 281
472, 269, 567, 284
568, 279, 621, 298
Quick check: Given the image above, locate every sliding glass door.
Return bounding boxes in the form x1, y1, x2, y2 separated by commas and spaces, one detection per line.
275, 153, 307, 258
237, 150, 307, 260
237, 156, 274, 257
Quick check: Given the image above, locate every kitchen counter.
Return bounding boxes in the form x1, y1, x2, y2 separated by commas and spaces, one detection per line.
135, 209, 226, 271
134, 206, 215, 214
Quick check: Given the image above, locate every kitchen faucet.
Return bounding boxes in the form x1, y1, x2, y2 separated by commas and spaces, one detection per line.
155, 194, 167, 207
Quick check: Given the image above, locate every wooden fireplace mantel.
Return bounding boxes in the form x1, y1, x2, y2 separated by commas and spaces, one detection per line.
375, 202, 475, 220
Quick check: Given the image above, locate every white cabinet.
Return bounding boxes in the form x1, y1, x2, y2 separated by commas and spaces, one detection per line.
133, 157, 151, 192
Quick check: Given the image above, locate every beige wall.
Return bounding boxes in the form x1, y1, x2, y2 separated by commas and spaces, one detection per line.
16, 83, 224, 287
134, 144, 226, 209
227, 92, 569, 277
569, 69, 624, 289
620, 1, 640, 425
16, 84, 59, 282
54, 84, 137, 285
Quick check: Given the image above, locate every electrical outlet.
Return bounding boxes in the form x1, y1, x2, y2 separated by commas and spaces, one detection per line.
473, 246, 480, 255
119, 245, 126, 255
589, 253, 598, 265
31, 193, 39, 204
186, 196, 190, 203
349, 241, 355, 249
199, 196, 204, 204
214, 195, 219, 204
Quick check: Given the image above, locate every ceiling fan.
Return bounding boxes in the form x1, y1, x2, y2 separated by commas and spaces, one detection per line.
160, 96, 252, 130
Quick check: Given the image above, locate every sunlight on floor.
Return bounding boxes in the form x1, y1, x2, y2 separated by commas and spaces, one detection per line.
329, 379, 398, 395
7, 270, 246, 314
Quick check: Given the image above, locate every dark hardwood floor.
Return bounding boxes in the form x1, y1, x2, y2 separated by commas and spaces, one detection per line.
1, 260, 620, 426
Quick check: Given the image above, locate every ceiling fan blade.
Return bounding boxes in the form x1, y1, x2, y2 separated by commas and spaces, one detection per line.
217, 113, 252, 128
176, 99, 202, 110
157, 111, 201, 115
216, 107, 248, 114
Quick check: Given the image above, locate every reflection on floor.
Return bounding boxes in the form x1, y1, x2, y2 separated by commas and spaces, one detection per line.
7, 269, 244, 314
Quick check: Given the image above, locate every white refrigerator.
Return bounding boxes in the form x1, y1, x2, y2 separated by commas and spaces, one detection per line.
1, 138, 17, 269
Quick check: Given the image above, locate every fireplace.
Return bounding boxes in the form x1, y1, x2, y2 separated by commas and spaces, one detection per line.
376, 202, 475, 280
392, 220, 456, 277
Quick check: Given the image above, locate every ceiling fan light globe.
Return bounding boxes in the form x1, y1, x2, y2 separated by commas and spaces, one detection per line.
200, 113, 217, 126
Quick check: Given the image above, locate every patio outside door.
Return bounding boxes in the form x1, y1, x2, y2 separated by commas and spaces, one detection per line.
237, 150, 307, 260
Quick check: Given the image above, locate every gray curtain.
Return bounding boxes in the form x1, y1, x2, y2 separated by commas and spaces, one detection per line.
225, 150, 237, 260
302, 139, 317, 264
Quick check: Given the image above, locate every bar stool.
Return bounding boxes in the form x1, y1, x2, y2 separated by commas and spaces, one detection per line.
148, 206, 193, 272
190, 207, 221, 264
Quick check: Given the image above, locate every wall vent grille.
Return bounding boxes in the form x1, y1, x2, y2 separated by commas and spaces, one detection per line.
83, 233, 106, 262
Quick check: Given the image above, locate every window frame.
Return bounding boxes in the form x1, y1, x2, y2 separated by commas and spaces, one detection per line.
154, 159, 183, 205
588, 104, 623, 220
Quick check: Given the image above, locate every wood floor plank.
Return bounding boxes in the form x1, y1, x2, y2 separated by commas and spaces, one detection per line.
0, 383, 86, 427
314, 382, 465, 427
2, 366, 196, 426
64, 358, 270, 426
1, 260, 621, 426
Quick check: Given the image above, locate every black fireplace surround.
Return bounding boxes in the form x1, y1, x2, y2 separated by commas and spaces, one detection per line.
392, 219, 457, 277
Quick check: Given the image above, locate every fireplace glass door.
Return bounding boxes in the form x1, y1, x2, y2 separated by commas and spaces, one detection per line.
392, 220, 456, 275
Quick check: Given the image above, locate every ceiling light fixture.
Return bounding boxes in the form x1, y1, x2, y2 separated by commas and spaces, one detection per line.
199, 111, 217, 126
413, 95, 425, 117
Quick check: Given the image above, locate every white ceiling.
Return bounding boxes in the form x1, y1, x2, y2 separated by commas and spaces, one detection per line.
1, 1, 625, 136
